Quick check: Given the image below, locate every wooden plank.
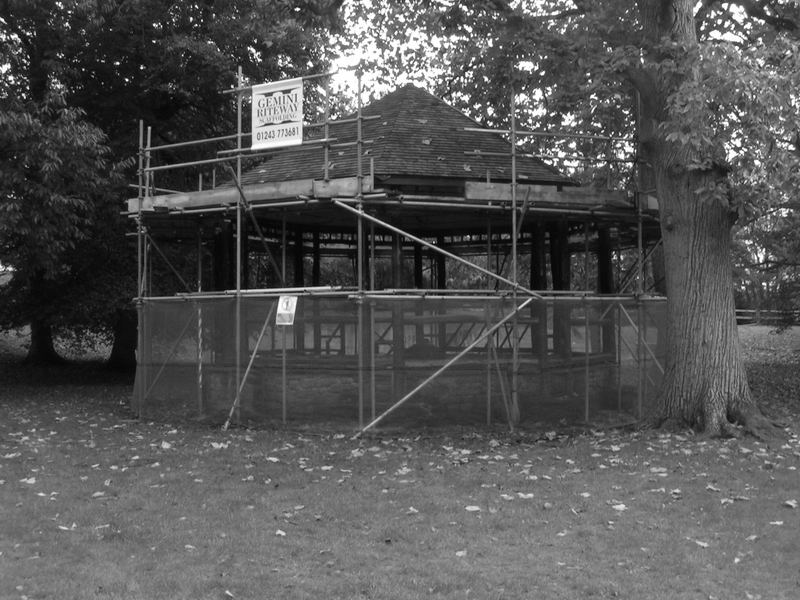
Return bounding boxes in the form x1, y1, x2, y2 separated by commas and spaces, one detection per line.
464, 181, 632, 207
127, 176, 371, 212
312, 175, 373, 197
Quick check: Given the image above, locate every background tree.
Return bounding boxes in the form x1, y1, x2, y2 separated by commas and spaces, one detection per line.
0, 0, 344, 366
335, 0, 800, 437
0, 96, 121, 363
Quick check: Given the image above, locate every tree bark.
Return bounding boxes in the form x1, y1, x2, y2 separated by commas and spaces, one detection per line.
25, 320, 63, 365
654, 161, 757, 435
636, 0, 774, 437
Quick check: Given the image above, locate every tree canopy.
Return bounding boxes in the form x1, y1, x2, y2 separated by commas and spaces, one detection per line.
0, 0, 344, 364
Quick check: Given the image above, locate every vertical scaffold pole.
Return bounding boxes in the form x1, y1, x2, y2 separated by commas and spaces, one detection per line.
135, 120, 145, 416
584, 296, 590, 422
369, 222, 376, 421
282, 212, 288, 423
234, 66, 244, 426
635, 90, 645, 419
584, 222, 591, 421
197, 224, 204, 416
636, 193, 644, 419
510, 87, 520, 426
356, 68, 365, 428
486, 221, 492, 425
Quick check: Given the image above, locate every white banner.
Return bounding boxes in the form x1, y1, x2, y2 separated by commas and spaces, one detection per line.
251, 78, 303, 150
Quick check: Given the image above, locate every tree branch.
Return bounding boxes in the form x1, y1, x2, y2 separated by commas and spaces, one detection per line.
694, 0, 720, 38
734, 0, 799, 34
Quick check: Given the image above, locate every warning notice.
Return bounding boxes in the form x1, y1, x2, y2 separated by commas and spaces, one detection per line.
276, 296, 298, 326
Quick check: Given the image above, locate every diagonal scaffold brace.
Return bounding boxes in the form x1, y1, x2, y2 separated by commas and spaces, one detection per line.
352, 296, 535, 438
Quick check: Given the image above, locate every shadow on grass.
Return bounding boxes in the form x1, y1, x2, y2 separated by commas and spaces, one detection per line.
0, 357, 134, 387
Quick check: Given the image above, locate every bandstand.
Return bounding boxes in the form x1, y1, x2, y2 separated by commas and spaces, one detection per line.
128, 74, 665, 432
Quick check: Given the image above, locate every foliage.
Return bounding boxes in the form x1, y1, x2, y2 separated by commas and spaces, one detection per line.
0, 95, 123, 333
0, 0, 344, 357
336, 1, 799, 200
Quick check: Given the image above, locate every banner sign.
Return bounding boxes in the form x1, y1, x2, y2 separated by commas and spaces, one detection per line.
251, 78, 303, 150
276, 295, 298, 326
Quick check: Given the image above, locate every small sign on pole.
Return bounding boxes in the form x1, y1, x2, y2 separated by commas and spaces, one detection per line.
276, 296, 298, 326
251, 78, 303, 150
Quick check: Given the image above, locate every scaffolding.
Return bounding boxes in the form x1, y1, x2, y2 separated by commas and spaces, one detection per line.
129, 70, 666, 433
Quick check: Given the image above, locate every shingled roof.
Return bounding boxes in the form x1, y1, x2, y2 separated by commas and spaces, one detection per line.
239, 84, 571, 188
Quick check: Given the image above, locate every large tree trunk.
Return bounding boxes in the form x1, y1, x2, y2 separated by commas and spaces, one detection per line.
25, 320, 63, 365
637, 0, 774, 437
654, 162, 763, 435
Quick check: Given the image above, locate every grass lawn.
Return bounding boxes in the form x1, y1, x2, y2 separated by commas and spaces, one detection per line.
0, 326, 799, 599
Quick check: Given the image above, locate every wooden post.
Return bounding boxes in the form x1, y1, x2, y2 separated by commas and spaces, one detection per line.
213, 219, 235, 291
413, 243, 424, 288
597, 225, 616, 355
312, 230, 321, 354
391, 233, 405, 400
550, 221, 572, 358
293, 226, 304, 286
435, 235, 447, 351
293, 227, 305, 352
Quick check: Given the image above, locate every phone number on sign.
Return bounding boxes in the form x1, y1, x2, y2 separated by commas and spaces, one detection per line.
255, 126, 300, 142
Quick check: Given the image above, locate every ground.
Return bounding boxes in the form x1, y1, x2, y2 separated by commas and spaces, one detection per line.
0, 326, 798, 599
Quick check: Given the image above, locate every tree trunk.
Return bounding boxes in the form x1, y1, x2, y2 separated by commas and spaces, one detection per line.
25, 320, 63, 365
107, 308, 137, 371
636, 0, 775, 437
654, 164, 762, 435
